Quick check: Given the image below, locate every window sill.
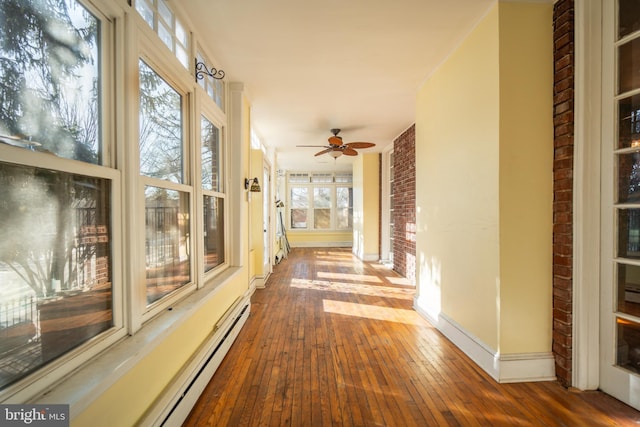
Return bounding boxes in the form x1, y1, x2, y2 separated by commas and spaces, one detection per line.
34, 266, 243, 419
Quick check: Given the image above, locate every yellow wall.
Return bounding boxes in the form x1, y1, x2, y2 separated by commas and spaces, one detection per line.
352, 154, 380, 260
287, 230, 353, 246
415, 1, 553, 355
498, 2, 553, 354
416, 4, 501, 349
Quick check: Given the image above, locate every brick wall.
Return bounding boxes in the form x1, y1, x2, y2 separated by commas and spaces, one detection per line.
393, 125, 416, 285
552, 0, 574, 388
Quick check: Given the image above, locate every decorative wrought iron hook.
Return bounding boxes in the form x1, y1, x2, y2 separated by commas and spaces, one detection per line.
195, 59, 225, 82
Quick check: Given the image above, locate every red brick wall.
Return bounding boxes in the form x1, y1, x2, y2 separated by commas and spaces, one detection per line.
552, 0, 574, 388
393, 125, 416, 285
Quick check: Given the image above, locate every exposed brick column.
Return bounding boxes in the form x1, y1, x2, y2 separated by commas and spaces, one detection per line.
393, 125, 416, 285
552, 0, 574, 388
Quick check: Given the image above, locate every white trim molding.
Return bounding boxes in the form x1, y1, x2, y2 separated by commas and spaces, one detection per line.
572, 0, 602, 391
415, 303, 556, 383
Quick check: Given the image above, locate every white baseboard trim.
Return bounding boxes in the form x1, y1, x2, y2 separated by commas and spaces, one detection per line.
414, 299, 556, 383
251, 275, 266, 289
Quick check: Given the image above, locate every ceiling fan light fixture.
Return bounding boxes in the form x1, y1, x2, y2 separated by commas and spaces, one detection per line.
329, 150, 342, 158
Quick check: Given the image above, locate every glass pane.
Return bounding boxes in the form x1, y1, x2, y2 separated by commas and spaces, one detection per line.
158, 21, 173, 51
314, 187, 331, 208
175, 19, 188, 47
139, 60, 183, 183
0, 162, 112, 390
619, 39, 640, 94
290, 187, 308, 208
337, 187, 352, 208
201, 117, 222, 192
618, 95, 640, 149
145, 187, 190, 305
337, 187, 353, 229
0, 0, 101, 163
204, 196, 224, 272
214, 80, 224, 110
291, 209, 307, 229
314, 209, 331, 229
617, 317, 640, 374
618, 263, 640, 317
176, 44, 188, 69
157, 0, 173, 29
619, 209, 640, 259
617, 152, 640, 203
620, 0, 640, 39
135, 0, 154, 28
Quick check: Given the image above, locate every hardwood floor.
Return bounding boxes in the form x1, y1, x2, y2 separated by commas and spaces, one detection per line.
184, 247, 640, 426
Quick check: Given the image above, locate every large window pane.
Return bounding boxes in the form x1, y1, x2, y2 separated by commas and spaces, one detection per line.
617, 317, 640, 374
617, 152, 640, 203
618, 95, 640, 149
314, 187, 331, 229
619, 0, 640, 39
139, 60, 183, 183
337, 187, 353, 229
619, 39, 640, 94
0, 0, 101, 164
0, 162, 112, 390
290, 187, 308, 229
619, 209, 640, 259
145, 187, 190, 305
204, 196, 224, 272
201, 117, 222, 192
618, 263, 640, 317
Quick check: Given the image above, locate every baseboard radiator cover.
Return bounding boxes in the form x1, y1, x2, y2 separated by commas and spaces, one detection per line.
140, 296, 251, 427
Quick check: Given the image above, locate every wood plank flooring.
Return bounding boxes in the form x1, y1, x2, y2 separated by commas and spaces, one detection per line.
184, 247, 640, 426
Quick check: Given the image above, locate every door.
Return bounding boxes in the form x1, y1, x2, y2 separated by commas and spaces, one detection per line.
600, 0, 640, 409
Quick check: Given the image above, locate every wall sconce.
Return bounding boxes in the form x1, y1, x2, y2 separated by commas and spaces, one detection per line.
245, 177, 262, 192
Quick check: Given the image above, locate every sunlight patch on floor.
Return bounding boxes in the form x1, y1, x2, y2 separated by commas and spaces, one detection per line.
316, 271, 381, 283
385, 276, 413, 286
290, 278, 414, 300
322, 299, 425, 325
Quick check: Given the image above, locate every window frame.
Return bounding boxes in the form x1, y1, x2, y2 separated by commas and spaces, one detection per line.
0, 0, 129, 402
286, 172, 353, 232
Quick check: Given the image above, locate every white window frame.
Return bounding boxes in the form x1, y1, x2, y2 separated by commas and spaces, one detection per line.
0, 0, 129, 402
286, 172, 353, 231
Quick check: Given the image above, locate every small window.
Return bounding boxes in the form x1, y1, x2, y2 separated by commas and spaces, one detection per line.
135, 0, 190, 68
201, 116, 225, 272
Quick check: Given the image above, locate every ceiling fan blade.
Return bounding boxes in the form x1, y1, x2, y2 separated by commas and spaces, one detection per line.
345, 142, 375, 149
343, 147, 358, 156
315, 148, 333, 156
328, 136, 343, 146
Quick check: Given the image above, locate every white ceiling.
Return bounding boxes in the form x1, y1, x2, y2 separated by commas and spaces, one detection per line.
180, 0, 494, 172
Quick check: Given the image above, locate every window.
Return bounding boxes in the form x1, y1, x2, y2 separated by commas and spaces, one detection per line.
0, 0, 118, 394
0, 0, 234, 401
138, 60, 191, 306
201, 116, 225, 272
287, 172, 353, 231
135, 0, 189, 68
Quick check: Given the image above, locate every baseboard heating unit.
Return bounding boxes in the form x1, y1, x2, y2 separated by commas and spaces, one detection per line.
140, 296, 251, 427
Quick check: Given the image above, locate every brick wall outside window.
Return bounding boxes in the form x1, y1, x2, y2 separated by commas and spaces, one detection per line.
393, 125, 416, 285
552, 0, 574, 388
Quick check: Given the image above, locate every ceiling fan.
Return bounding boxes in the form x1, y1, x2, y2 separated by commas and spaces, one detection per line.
297, 128, 376, 158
